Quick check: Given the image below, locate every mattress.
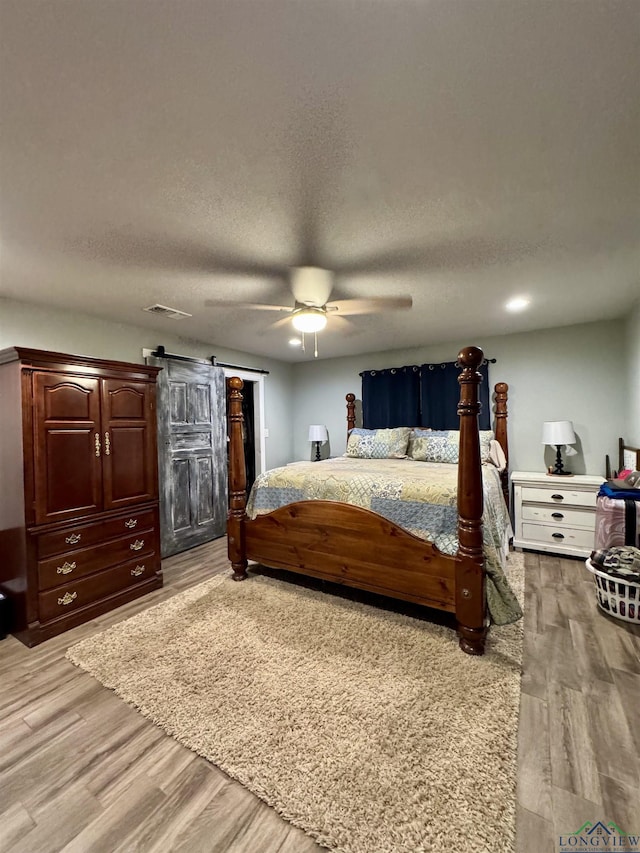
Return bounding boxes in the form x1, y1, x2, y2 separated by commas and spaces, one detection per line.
246, 457, 520, 625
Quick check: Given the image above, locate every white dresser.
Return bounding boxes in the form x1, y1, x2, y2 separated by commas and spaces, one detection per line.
511, 471, 603, 558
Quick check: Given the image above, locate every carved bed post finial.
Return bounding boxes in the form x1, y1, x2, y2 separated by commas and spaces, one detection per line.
227, 377, 248, 581
346, 393, 356, 441
494, 382, 509, 508
456, 346, 487, 655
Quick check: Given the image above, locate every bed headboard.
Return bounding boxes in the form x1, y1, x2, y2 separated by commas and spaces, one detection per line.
619, 437, 640, 473
344, 380, 510, 506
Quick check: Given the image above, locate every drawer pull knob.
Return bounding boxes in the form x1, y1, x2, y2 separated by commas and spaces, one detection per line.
131, 565, 145, 577
552, 532, 565, 540
551, 494, 564, 500
56, 561, 76, 575
551, 512, 564, 519
130, 539, 144, 551
58, 591, 77, 606
65, 533, 81, 545
125, 518, 138, 529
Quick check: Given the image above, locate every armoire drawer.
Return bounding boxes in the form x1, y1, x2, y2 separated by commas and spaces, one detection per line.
38, 529, 155, 590
521, 505, 596, 530
521, 522, 595, 550
37, 509, 156, 558
38, 555, 160, 622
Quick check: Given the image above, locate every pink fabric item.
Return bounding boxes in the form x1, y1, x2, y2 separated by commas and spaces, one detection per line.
595, 496, 640, 549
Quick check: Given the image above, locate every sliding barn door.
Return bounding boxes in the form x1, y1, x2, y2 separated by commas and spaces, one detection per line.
149, 358, 227, 557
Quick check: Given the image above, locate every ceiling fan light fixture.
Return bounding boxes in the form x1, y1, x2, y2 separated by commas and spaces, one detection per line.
291, 308, 327, 333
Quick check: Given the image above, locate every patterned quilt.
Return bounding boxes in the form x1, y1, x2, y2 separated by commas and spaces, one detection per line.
246, 457, 521, 625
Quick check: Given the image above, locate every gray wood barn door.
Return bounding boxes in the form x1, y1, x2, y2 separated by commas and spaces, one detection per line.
148, 358, 227, 557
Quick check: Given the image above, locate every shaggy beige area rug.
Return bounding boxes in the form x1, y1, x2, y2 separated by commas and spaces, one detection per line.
67, 554, 524, 853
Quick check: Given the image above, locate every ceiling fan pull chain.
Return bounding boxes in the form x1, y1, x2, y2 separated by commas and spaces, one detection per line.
301, 331, 306, 353
314, 331, 318, 358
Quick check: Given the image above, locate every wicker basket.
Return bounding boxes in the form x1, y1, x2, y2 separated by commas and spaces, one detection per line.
586, 558, 640, 623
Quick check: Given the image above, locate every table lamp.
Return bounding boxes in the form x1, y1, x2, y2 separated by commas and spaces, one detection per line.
308, 424, 328, 461
542, 420, 576, 476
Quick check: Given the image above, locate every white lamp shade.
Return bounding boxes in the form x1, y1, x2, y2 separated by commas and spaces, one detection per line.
308, 424, 328, 443
542, 420, 576, 446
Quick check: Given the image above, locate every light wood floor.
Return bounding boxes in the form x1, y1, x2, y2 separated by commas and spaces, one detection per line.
1, 541, 638, 853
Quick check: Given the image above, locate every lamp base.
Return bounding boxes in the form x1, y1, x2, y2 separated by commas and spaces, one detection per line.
549, 444, 572, 477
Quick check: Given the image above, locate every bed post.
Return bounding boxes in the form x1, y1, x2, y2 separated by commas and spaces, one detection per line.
346, 393, 356, 440
494, 382, 509, 508
227, 377, 248, 581
456, 346, 487, 656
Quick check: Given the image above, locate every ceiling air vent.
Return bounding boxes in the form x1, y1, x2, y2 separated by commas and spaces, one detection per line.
143, 304, 192, 320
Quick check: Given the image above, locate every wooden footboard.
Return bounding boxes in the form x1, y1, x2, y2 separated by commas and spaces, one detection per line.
244, 500, 457, 612
227, 346, 506, 656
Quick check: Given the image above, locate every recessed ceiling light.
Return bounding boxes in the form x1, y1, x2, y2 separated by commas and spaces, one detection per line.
505, 297, 530, 312
288, 337, 302, 347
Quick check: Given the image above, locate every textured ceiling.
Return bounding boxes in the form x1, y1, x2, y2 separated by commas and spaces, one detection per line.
1, 0, 638, 361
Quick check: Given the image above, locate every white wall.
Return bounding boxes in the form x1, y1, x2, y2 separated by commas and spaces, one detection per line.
292, 319, 626, 477
626, 298, 640, 447
2, 297, 633, 476
0, 297, 294, 469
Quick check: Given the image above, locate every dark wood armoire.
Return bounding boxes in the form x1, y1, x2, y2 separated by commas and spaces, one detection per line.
0, 347, 163, 646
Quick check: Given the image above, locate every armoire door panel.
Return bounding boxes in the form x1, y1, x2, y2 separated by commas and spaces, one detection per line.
106, 426, 150, 504
105, 384, 146, 420
101, 379, 157, 509
33, 373, 102, 524
45, 430, 102, 517
43, 383, 94, 420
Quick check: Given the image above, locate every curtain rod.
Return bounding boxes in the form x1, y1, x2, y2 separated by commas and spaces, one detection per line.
359, 358, 496, 376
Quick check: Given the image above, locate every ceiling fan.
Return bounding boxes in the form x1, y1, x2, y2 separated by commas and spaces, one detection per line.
205, 266, 412, 354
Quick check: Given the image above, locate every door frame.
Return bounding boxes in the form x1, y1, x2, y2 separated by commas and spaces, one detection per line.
222, 367, 266, 476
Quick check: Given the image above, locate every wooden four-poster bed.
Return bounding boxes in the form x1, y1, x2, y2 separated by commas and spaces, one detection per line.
226, 346, 509, 655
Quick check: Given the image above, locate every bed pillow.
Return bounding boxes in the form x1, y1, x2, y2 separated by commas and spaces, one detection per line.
408, 430, 495, 464
346, 427, 411, 459
407, 428, 432, 459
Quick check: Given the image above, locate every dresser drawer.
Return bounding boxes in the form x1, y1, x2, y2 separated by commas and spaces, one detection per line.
521, 522, 595, 550
101, 511, 156, 542
521, 486, 597, 508
38, 555, 160, 622
38, 529, 155, 590
37, 509, 156, 558
521, 505, 596, 530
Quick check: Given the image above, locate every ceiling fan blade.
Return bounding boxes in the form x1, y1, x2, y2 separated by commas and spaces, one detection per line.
269, 314, 297, 329
326, 296, 413, 316
329, 314, 357, 332
204, 300, 292, 312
